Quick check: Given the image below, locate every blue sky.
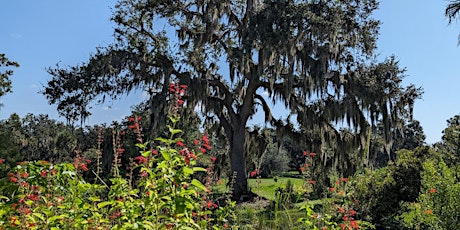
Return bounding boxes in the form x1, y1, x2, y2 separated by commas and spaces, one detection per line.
1, 1, 459, 144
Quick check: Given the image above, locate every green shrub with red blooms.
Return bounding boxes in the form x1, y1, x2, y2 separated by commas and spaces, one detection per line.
0, 82, 235, 229
295, 152, 375, 230
298, 175, 375, 230
398, 157, 460, 229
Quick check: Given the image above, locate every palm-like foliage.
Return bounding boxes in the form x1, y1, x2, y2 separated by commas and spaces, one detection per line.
446, 1, 460, 23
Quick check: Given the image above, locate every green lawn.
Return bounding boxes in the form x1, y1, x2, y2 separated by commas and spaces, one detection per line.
213, 176, 306, 201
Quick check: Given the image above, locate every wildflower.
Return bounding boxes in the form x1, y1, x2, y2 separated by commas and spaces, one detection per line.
313, 213, 318, 218
350, 220, 359, 229
425, 209, 433, 215
202, 135, 209, 144
309, 180, 316, 185
329, 187, 335, 192
194, 139, 200, 145
152, 149, 158, 155
206, 200, 218, 209
210, 156, 217, 162
303, 151, 308, 156
176, 141, 185, 147
338, 207, 345, 213
20, 172, 29, 178
429, 188, 436, 193
200, 147, 207, 153
341, 177, 348, 183
0, 158, 4, 164
184, 156, 190, 165
134, 156, 148, 164
342, 215, 349, 221
250, 170, 258, 178
340, 223, 346, 230
349, 209, 356, 216
190, 153, 198, 160
10, 177, 17, 183
140, 171, 148, 177
223, 223, 229, 229
309, 152, 317, 157
79, 163, 88, 171
203, 143, 211, 150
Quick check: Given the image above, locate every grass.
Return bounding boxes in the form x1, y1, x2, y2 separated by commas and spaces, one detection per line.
249, 177, 305, 200
212, 176, 305, 201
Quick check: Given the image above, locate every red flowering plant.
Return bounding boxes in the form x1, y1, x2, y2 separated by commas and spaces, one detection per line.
0, 82, 235, 229
299, 172, 375, 229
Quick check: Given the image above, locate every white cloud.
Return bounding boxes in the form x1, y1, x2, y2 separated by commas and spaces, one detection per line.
9, 33, 23, 39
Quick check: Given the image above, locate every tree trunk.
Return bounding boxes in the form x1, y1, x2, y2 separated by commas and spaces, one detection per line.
230, 124, 248, 201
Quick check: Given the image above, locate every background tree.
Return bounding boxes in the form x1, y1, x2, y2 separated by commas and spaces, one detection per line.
43, 0, 421, 199
446, 0, 460, 44
0, 53, 19, 107
434, 114, 460, 164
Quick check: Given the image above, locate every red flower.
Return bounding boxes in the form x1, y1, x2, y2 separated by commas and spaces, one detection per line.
176, 141, 185, 147
303, 151, 307, 156
134, 156, 148, 164
342, 215, 349, 221
10, 177, 17, 183
309, 152, 317, 157
40, 170, 48, 178
349, 209, 357, 216
79, 163, 88, 171
350, 220, 359, 229
200, 147, 207, 153
203, 143, 211, 150
128, 117, 135, 122
190, 153, 198, 160
425, 209, 433, 215
0, 158, 4, 164
309, 180, 316, 185
341, 177, 348, 183
184, 156, 190, 165
20, 172, 28, 178
329, 187, 335, 192
152, 149, 158, 155
210, 156, 217, 162
202, 135, 209, 143
194, 139, 200, 145
250, 170, 258, 178
206, 200, 218, 209
140, 171, 148, 177
429, 188, 436, 193
338, 207, 345, 213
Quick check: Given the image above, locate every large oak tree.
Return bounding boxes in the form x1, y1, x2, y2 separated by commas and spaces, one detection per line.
43, 0, 421, 199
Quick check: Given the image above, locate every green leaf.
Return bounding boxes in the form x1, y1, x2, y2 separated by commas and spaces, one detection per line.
141, 150, 151, 157
97, 201, 113, 209
183, 167, 193, 176
32, 213, 45, 221
162, 151, 171, 161
168, 125, 183, 136
193, 167, 207, 172
191, 179, 208, 192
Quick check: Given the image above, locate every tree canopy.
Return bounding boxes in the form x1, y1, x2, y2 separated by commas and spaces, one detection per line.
43, 0, 421, 199
0, 53, 19, 101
